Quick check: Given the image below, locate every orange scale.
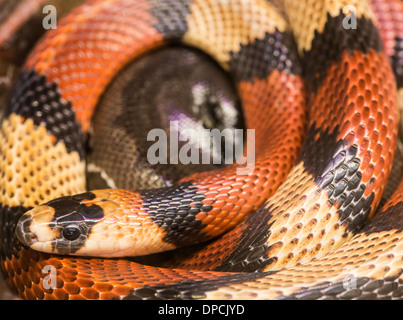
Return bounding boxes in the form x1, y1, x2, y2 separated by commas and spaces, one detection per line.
200, 214, 217, 225
75, 277, 94, 288
59, 266, 78, 278
359, 137, 372, 158
28, 268, 41, 284
202, 198, 216, 206
358, 149, 372, 174
368, 136, 380, 154
366, 117, 376, 133
217, 185, 232, 194
45, 257, 64, 269
201, 224, 221, 237
67, 294, 85, 300
64, 282, 81, 295
203, 191, 219, 201
80, 287, 100, 299
226, 210, 242, 221
111, 285, 133, 296
227, 195, 240, 203
246, 194, 262, 205
234, 197, 247, 207
214, 193, 229, 202
220, 202, 235, 212
374, 169, 387, 189
230, 181, 246, 188
208, 203, 225, 214
32, 283, 46, 299
338, 120, 352, 139
213, 217, 231, 229
228, 188, 242, 197
195, 211, 208, 221
238, 203, 254, 214
373, 157, 385, 176
375, 111, 384, 128
53, 288, 69, 300
355, 125, 367, 142
99, 292, 119, 300
221, 178, 237, 187
24, 289, 38, 300
21, 272, 33, 288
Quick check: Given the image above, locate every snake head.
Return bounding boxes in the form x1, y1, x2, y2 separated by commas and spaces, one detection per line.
15, 191, 107, 255
15, 189, 176, 257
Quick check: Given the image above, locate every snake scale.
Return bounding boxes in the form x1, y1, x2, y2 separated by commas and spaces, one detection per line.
1, 0, 403, 300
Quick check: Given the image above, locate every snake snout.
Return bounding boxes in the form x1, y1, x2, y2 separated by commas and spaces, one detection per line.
15, 214, 38, 246
14, 205, 57, 251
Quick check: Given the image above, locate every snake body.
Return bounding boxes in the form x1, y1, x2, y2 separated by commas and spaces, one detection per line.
1, 0, 403, 299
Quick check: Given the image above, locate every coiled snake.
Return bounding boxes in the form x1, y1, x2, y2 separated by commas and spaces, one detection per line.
1, 0, 403, 300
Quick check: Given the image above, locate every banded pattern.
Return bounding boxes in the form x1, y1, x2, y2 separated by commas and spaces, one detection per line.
171, 1, 398, 272
1, 0, 403, 300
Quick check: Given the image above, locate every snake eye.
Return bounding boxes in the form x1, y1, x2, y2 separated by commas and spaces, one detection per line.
62, 225, 81, 241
